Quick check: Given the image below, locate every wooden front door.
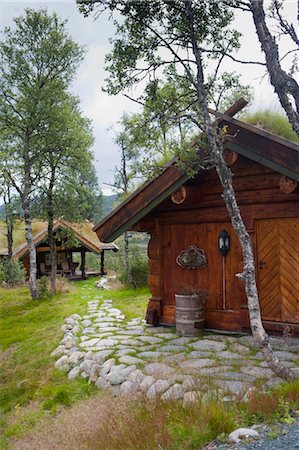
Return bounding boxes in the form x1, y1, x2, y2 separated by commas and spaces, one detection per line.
256, 218, 299, 323
161, 222, 245, 328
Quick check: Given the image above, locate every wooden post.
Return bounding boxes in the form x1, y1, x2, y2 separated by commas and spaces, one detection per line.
81, 249, 86, 279
100, 251, 106, 275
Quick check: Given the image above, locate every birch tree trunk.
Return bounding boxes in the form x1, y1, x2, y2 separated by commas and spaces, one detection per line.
22, 168, 38, 299
185, 1, 296, 380
47, 170, 57, 294
4, 185, 14, 283
250, 0, 299, 137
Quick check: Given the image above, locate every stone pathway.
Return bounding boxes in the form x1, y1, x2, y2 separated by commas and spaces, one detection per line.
52, 297, 299, 403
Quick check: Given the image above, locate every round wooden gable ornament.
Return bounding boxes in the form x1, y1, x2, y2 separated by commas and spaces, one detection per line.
171, 186, 187, 204
279, 176, 298, 193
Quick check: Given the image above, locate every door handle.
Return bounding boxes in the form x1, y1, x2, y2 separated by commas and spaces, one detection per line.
259, 260, 266, 269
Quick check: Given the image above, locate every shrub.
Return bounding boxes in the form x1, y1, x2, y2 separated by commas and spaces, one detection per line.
37, 276, 51, 300
118, 253, 148, 288
0, 258, 25, 285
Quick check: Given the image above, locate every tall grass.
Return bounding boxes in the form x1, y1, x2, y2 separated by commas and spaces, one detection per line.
242, 109, 299, 142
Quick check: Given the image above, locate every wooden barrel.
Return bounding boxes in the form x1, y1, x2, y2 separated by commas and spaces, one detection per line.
175, 294, 205, 336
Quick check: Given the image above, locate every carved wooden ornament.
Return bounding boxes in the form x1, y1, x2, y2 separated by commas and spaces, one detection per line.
279, 176, 298, 193
171, 186, 187, 204
176, 245, 207, 269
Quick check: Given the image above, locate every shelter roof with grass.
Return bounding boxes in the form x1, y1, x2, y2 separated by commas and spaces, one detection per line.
0, 219, 118, 278
94, 99, 299, 333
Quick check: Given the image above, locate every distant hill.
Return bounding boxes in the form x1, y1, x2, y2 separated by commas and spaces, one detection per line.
100, 194, 118, 219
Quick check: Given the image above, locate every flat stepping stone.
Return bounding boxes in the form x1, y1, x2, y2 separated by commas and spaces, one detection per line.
170, 337, 194, 345
155, 333, 177, 339
93, 350, 114, 364
119, 355, 144, 365
273, 350, 298, 361
95, 338, 118, 347
115, 349, 136, 357
220, 371, 256, 382
137, 336, 163, 344
144, 362, 175, 378
215, 350, 243, 359
138, 351, 165, 360
197, 366, 232, 376
158, 345, 186, 353
79, 338, 101, 348
230, 343, 251, 354
240, 366, 274, 379
163, 353, 187, 364
188, 351, 214, 359
190, 339, 226, 352
181, 359, 216, 372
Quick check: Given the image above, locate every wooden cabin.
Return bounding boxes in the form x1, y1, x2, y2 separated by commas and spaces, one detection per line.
94, 111, 299, 334
0, 220, 118, 278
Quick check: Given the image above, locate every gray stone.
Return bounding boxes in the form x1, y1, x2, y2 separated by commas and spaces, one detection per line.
144, 363, 175, 378
228, 428, 259, 444
85, 351, 94, 360
190, 339, 226, 352
115, 349, 136, 357
65, 336, 73, 349
81, 359, 95, 375
93, 350, 114, 364
68, 366, 81, 380
138, 351, 164, 360
140, 375, 156, 392
273, 350, 298, 361
72, 325, 81, 334
79, 338, 100, 348
220, 371, 256, 382
120, 380, 135, 395
181, 377, 198, 392
61, 324, 73, 332
51, 345, 66, 357
161, 384, 184, 401
240, 366, 274, 379
230, 343, 251, 354
106, 372, 126, 385
162, 353, 187, 364
183, 391, 201, 407
55, 355, 69, 369
89, 364, 101, 382
217, 380, 250, 395
95, 375, 109, 389
95, 338, 118, 347
188, 351, 214, 359
170, 337, 194, 345
120, 365, 137, 378
158, 345, 186, 353
70, 313, 82, 321
81, 319, 92, 327
128, 369, 145, 383
119, 355, 144, 365
181, 359, 216, 372
147, 379, 172, 398
216, 350, 243, 360
100, 358, 115, 376
155, 333, 177, 339
137, 336, 163, 344
110, 364, 126, 373
69, 351, 85, 365
65, 317, 77, 327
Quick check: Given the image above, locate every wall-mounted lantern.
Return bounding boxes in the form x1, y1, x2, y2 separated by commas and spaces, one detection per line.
218, 229, 230, 257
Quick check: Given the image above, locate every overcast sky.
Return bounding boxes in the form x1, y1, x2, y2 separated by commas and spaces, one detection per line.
0, 0, 297, 194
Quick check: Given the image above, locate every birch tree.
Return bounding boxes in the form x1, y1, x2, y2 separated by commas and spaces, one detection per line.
0, 9, 84, 298
78, 0, 295, 380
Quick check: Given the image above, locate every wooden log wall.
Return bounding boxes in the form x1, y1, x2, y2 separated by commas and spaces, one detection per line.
137, 155, 299, 331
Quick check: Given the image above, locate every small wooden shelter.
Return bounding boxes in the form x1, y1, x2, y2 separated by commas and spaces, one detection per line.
0, 220, 118, 278
94, 103, 299, 333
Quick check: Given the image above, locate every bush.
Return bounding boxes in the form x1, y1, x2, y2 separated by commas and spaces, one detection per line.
37, 276, 51, 300
0, 258, 25, 285
118, 254, 148, 288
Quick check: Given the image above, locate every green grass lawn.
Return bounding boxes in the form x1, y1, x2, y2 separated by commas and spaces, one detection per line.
0, 278, 149, 448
